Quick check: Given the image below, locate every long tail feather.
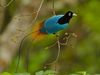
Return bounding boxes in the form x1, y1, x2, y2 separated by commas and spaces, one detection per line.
15, 31, 36, 73
15, 21, 46, 72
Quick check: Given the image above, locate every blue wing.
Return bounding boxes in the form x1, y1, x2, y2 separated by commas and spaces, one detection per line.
40, 15, 69, 34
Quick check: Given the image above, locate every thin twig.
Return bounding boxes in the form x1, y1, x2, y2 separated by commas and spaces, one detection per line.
45, 42, 57, 50
52, 0, 56, 15
0, 0, 15, 8
46, 34, 61, 66
60, 34, 72, 45
26, 0, 45, 31
52, 34, 61, 64
60, 33, 77, 45
33, 0, 44, 24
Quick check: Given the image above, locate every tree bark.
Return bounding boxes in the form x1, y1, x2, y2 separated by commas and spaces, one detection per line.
0, 0, 37, 72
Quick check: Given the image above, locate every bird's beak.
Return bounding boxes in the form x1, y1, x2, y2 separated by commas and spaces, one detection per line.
73, 13, 77, 16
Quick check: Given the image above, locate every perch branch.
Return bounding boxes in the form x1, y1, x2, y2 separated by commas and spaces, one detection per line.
45, 33, 77, 67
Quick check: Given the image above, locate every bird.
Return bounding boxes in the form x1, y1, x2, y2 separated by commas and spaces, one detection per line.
32, 11, 77, 41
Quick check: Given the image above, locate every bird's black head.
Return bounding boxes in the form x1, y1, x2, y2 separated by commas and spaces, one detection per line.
58, 11, 77, 24
64, 11, 73, 18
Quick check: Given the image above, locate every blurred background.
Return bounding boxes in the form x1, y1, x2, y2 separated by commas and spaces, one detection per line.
0, 0, 100, 75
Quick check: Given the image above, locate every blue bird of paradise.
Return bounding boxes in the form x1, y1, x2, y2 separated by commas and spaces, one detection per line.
32, 11, 77, 40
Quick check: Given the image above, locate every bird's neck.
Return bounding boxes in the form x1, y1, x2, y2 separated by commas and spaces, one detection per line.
58, 16, 71, 24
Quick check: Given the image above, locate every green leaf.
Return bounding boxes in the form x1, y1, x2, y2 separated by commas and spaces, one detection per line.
35, 70, 56, 75
14, 73, 30, 75
1, 72, 12, 75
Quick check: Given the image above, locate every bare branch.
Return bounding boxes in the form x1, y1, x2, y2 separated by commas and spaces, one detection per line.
44, 33, 77, 71
0, 0, 15, 8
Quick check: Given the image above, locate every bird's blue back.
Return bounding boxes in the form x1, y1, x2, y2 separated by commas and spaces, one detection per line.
40, 15, 69, 34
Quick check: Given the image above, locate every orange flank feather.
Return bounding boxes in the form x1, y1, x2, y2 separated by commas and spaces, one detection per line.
32, 21, 47, 41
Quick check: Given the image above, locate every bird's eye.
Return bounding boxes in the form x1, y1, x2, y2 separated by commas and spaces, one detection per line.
68, 13, 71, 16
